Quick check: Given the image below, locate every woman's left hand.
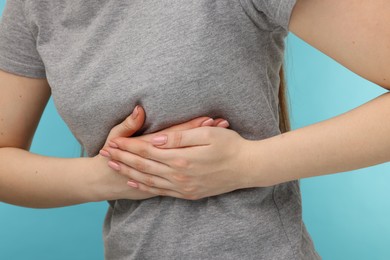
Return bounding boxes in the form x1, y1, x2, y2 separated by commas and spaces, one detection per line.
100, 127, 254, 200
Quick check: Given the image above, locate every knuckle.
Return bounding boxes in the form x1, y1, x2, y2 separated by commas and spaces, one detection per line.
144, 176, 155, 187
172, 131, 183, 147
122, 117, 136, 130
184, 194, 200, 201
182, 185, 196, 194
138, 145, 150, 159
115, 152, 127, 163
124, 167, 133, 178
172, 173, 190, 184
134, 160, 148, 172
156, 189, 166, 196
108, 149, 120, 160
190, 119, 201, 128
109, 138, 125, 150
137, 184, 147, 192
171, 158, 190, 169
112, 148, 122, 158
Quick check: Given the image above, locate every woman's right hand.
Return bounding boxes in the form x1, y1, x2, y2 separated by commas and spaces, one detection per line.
92, 106, 229, 201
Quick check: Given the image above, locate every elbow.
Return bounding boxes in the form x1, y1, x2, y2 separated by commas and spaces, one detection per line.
371, 74, 390, 92
377, 56, 390, 90
378, 76, 390, 91
0, 137, 32, 151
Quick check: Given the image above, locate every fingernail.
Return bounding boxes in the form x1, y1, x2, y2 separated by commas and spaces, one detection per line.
131, 106, 139, 119
201, 118, 214, 126
217, 120, 229, 128
99, 149, 111, 158
108, 141, 119, 148
108, 161, 121, 171
152, 135, 167, 145
127, 181, 139, 188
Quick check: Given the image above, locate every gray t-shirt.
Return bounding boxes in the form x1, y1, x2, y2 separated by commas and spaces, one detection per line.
0, 0, 321, 259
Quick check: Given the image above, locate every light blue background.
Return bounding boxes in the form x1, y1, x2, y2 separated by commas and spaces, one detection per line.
0, 1, 389, 259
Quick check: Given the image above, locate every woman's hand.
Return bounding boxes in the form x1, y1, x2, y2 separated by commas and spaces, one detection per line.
101, 127, 254, 200
102, 106, 229, 147
94, 105, 229, 200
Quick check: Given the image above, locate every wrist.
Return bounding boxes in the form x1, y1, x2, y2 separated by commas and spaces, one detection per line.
241, 138, 280, 188
84, 155, 116, 202
87, 155, 157, 201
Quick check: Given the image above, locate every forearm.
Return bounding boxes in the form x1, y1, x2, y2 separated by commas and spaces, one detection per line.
0, 147, 95, 208
248, 92, 390, 187
0, 148, 154, 208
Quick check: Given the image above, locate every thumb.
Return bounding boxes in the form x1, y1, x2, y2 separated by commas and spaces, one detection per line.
104, 105, 145, 147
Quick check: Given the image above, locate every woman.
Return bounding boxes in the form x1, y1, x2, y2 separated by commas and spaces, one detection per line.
1, 0, 389, 259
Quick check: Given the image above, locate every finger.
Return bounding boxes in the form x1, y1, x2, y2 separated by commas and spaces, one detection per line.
162, 117, 213, 132
109, 137, 173, 163
213, 118, 230, 128
213, 118, 224, 126
109, 160, 174, 190
103, 145, 172, 178
150, 127, 215, 148
134, 182, 185, 199
135, 117, 214, 143
103, 105, 145, 146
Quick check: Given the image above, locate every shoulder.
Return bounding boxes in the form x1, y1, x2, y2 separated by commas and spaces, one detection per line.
289, 0, 390, 90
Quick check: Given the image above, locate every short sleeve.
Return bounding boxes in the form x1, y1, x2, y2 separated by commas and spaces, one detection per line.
0, 0, 46, 78
240, 0, 297, 32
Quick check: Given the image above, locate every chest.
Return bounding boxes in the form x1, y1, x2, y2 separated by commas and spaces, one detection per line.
27, 0, 277, 155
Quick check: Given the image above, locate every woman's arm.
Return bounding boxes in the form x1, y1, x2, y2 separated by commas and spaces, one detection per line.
100, 0, 390, 199
289, 0, 390, 90
0, 70, 155, 207
0, 148, 118, 208
247, 92, 390, 186
252, 0, 390, 184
